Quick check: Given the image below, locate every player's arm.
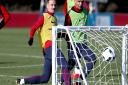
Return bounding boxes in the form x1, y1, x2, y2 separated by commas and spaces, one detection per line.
63, 14, 71, 47
0, 4, 10, 29
83, 1, 90, 12
63, 0, 67, 16
57, 13, 71, 39
57, 14, 71, 47
28, 16, 44, 46
64, 13, 72, 26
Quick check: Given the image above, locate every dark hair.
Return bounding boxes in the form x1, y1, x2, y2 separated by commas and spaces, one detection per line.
46, 0, 56, 4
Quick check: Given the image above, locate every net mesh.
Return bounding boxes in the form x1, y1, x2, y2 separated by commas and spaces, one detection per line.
52, 26, 128, 85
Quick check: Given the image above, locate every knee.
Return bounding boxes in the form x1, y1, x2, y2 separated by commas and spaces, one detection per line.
43, 79, 49, 83
40, 76, 50, 83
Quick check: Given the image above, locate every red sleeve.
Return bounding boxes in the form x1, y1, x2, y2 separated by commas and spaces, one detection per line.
0, 4, 10, 24
63, 0, 67, 16
84, 1, 90, 12
64, 14, 72, 26
30, 16, 44, 38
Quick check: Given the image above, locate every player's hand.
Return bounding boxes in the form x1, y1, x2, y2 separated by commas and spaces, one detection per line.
28, 38, 33, 46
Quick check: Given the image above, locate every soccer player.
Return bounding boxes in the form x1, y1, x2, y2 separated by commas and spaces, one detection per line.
0, 4, 10, 29
63, 0, 89, 16
16, 0, 70, 85
63, 0, 96, 84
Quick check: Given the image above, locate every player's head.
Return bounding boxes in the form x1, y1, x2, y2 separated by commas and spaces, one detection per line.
46, 0, 56, 13
74, 0, 84, 10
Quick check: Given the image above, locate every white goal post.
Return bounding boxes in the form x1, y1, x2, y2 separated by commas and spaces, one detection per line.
52, 26, 128, 85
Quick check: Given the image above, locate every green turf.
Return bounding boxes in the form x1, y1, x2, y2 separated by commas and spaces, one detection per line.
0, 28, 51, 85
0, 28, 127, 85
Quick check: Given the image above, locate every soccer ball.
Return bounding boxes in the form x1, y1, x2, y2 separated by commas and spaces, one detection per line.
102, 46, 115, 62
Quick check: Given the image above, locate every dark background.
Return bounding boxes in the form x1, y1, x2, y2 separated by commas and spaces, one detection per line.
0, 0, 128, 13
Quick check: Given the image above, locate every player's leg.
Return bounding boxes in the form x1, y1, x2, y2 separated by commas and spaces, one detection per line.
68, 48, 77, 71
25, 47, 52, 83
57, 48, 71, 85
68, 46, 82, 79
72, 43, 96, 85
16, 47, 52, 85
77, 43, 96, 77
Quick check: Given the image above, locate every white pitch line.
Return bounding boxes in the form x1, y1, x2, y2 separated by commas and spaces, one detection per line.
0, 52, 42, 59
0, 64, 43, 69
0, 74, 23, 78
0, 53, 44, 78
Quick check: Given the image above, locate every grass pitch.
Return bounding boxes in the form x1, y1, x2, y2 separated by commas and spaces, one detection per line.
0, 28, 51, 85
0, 28, 127, 85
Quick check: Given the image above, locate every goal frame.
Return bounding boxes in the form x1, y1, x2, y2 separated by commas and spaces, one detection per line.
52, 26, 128, 85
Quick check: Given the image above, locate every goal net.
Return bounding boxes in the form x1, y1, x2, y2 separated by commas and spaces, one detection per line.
52, 26, 128, 85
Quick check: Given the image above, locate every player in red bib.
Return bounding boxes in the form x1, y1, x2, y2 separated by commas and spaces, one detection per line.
16, 0, 71, 85
0, 4, 10, 29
